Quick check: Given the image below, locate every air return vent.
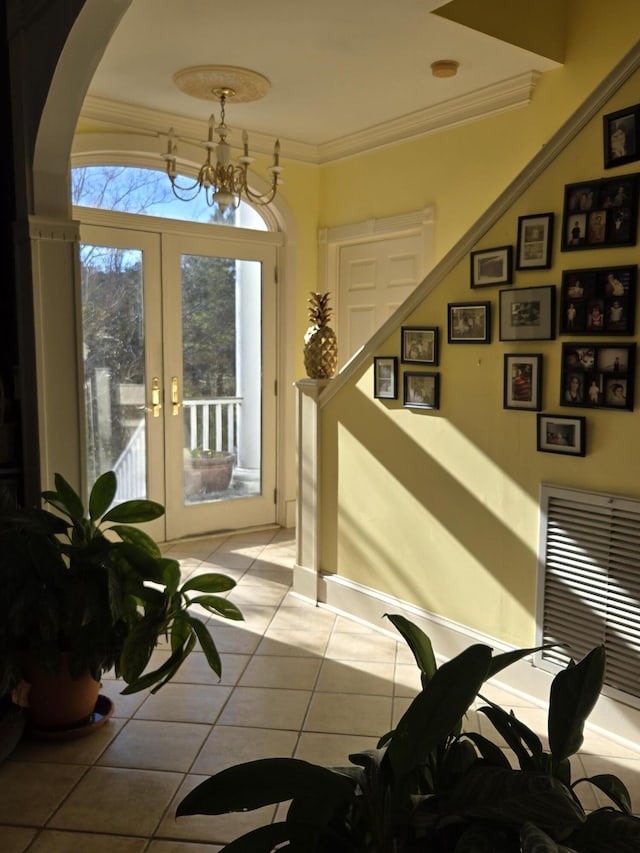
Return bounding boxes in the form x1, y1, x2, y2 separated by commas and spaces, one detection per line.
536, 483, 640, 707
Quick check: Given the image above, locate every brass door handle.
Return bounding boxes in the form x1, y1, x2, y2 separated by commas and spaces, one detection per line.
149, 377, 162, 418
171, 376, 181, 416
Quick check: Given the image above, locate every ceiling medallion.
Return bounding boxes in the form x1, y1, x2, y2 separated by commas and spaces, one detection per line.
172, 65, 271, 103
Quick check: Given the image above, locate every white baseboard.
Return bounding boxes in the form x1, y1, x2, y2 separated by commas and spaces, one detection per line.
317, 572, 640, 753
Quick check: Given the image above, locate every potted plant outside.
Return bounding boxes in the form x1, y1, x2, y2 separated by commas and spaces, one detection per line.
0, 470, 243, 732
177, 615, 640, 852
186, 449, 236, 495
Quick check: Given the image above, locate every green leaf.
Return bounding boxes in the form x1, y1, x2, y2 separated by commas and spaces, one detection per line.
176, 758, 355, 817
119, 618, 158, 682
88, 471, 117, 520
385, 613, 437, 684
121, 642, 189, 694
108, 524, 161, 557
488, 644, 557, 681
477, 703, 540, 771
49, 473, 86, 521
548, 646, 605, 764
520, 821, 578, 852
574, 773, 632, 814
220, 823, 293, 852
183, 614, 222, 678
446, 765, 585, 831
188, 594, 244, 621
463, 731, 512, 769
161, 559, 181, 598
386, 643, 492, 782
569, 808, 640, 852
102, 499, 165, 524
180, 572, 237, 594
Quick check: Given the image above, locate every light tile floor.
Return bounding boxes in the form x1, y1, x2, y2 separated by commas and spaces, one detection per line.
1, 526, 639, 852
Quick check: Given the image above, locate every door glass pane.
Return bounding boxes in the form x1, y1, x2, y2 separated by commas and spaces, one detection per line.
181, 254, 262, 505
80, 244, 147, 500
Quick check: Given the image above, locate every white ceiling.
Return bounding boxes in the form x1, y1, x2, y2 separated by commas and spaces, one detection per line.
84, 0, 560, 162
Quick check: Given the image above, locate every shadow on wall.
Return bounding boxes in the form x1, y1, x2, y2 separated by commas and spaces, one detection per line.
322, 383, 537, 630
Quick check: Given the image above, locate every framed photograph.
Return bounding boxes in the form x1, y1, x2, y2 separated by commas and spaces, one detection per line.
516, 213, 554, 270
403, 371, 440, 410
559, 265, 636, 335
503, 354, 542, 411
447, 301, 491, 343
470, 245, 513, 288
603, 104, 640, 169
401, 326, 439, 365
499, 285, 556, 341
373, 356, 398, 400
561, 174, 639, 250
537, 414, 586, 457
560, 342, 636, 411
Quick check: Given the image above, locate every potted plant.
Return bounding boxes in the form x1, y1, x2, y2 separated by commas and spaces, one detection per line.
0, 470, 242, 732
177, 615, 640, 852
185, 448, 236, 496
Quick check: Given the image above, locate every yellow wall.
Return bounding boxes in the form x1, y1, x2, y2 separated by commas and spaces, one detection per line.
319, 1, 640, 264
318, 35, 640, 648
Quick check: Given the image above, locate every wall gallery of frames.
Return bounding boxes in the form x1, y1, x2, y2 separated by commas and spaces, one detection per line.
372, 102, 640, 460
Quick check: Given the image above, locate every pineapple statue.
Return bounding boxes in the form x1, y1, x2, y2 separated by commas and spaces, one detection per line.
303, 292, 338, 379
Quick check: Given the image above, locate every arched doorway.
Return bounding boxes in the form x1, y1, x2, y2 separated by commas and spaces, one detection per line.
23, 0, 298, 533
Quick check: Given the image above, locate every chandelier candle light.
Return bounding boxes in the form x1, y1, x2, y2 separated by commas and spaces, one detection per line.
162, 65, 282, 210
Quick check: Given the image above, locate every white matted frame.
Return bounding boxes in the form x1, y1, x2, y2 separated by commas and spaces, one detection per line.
373, 356, 398, 399
516, 212, 554, 270
499, 285, 556, 341
537, 414, 586, 456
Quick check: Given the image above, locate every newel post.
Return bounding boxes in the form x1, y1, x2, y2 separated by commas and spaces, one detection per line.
293, 378, 331, 601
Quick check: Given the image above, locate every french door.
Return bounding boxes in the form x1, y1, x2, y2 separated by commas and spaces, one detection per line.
79, 219, 278, 540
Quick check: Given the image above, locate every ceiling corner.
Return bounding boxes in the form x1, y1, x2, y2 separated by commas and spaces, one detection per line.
432, 0, 567, 65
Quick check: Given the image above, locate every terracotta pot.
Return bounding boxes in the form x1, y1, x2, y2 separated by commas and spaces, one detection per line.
23, 656, 101, 730
188, 453, 235, 493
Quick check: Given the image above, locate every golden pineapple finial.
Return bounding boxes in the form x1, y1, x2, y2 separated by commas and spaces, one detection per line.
303, 292, 338, 379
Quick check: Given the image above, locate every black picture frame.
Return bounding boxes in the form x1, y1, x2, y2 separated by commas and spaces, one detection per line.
470, 245, 513, 288
560, 342, 636, 411
373, 356, 398, 400
503, 354, 542, 411
559, 265, 636, 336
516, 213, 554, 270
537, 414, 586, 457
400, 326, 439, 365
561, 174, 639, 251
403, 371, 440, 410
499, 285, 556, 341
603, 104, 640, 169
447, 301, 491, 344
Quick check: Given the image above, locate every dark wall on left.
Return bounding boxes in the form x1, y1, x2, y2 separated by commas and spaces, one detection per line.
0, 9, 21, 506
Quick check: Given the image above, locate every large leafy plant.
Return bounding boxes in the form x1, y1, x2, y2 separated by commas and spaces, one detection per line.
177, 614, 640, 852
0, 471, 242, 697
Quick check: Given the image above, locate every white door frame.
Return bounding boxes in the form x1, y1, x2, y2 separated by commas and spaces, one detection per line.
77, 208, 284, 538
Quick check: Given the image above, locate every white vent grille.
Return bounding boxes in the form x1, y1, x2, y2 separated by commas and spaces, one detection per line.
536, 484, 640, 705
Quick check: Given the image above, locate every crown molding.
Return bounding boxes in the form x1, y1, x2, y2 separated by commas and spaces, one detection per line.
79, 95, 317, 164
317, 71, 541, 163
80, 71, 541, 167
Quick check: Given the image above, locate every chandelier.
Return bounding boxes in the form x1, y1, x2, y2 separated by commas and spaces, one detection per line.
161, 65, 282, 210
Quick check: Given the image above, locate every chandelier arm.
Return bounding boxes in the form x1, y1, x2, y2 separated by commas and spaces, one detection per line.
168, 174, 205, 192
241, 173, 279, 205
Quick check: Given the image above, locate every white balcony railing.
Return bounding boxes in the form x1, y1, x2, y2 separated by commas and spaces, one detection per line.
112, 397, 242, 501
